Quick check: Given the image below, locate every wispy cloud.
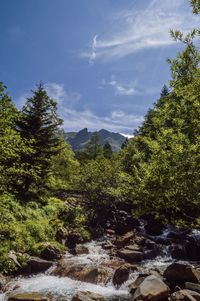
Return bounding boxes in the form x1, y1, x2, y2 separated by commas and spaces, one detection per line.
100, 75, 137, 96
100, 75, 160, 96
81, 0, 199, 62
18, 83, 142, 134
48, 83, 143, 133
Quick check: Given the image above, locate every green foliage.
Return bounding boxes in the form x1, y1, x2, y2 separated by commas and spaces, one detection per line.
76, 156, 133, 226
103, 142, 113, 159
47, 141, 79, 191
122, 56, 200, 224
17, 83, 63, 198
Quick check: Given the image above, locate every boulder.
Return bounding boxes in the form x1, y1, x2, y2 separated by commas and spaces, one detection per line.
72, 291, 106, 301
115, 231, 135, 248
7, 293, 49, 301
163, 262, 200, 284
170, 289, 200, 301
133, 275, 169, 301
52, 258, 86, 277
117, 249, 143, 263
113, 264, 136, 287
26, 257, 53, 274
75, 266, 111, 284
40, 245, 62, 261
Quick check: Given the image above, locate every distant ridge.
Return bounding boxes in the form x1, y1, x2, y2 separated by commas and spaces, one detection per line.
64, 128, 126, 152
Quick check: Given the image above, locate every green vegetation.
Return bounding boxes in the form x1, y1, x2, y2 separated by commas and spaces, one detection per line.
0, 0, 200, 275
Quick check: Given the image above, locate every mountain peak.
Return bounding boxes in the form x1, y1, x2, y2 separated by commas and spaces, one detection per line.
65, 128, 126, 152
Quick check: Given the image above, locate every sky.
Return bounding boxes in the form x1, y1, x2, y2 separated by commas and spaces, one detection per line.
0, 0, 199, 135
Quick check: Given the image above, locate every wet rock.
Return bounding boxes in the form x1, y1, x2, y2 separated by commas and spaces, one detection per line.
72, 291, 106, 301
75, 266, 111, 284
129, 275, 147, 294
125, 244, 141, 252
163, 262, 200, 284
26, 257, 53, 274
186, 282, 200, 294
170, 289, 200, 301
7, 292, 49, 301
40, 245, 62, 261
52, 259, 86, 278
115, 231, 135, 248
117, 249, 143, 263
75, 244, 89, 255
0, 274, 7, 292
102, 241, 114, 250
133, 275, 169, 301
144, 220, 164, 236
113, 264, 137, 287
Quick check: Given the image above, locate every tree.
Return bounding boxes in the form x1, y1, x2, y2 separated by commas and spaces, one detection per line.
17, 83, 63, 198
121, 2, 200, 225
0, 82, 30, 194
84, 133, 103, 160
103, 142, 113, 158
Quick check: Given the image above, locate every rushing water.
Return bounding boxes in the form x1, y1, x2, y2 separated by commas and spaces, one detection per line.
0, 233, 174, 301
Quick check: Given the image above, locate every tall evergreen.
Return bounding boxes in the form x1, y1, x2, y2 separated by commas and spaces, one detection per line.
18, 83, 63, 197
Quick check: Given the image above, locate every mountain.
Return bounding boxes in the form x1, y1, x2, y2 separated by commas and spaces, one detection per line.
64, 128, 126, 152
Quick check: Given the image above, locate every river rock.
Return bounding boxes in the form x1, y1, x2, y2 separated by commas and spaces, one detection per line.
163, 262, 200, 284
113, 264, 136, 287
75, 244, 89, 255
72, 291, 106, 301
26, 257, 53, 274
129, 275, 147, 294
133, 275, 169, 301
75, 266, 111, 284
52, 259, 86, 278
40, 245, 62, 261
115, 231, 135, 248
117, 249, 143, 262
0, 274, 7, 292
7, 292, 49, 301
170, 289, 200, 301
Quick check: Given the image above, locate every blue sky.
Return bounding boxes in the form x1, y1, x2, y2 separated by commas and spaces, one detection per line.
0, 0, 199, 134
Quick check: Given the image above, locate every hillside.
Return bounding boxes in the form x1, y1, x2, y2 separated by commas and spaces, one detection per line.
64, 128, 126, 152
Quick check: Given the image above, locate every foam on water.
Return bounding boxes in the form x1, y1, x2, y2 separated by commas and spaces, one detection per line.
2, 275, 129, 301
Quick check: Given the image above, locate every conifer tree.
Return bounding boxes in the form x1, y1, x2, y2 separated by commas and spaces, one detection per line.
18, 83, 63, 197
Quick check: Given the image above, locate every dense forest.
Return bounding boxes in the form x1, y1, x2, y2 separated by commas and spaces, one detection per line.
0, 0, 200, 276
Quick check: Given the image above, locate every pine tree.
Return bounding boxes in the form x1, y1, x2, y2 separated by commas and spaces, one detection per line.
18, 83, 63, 197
